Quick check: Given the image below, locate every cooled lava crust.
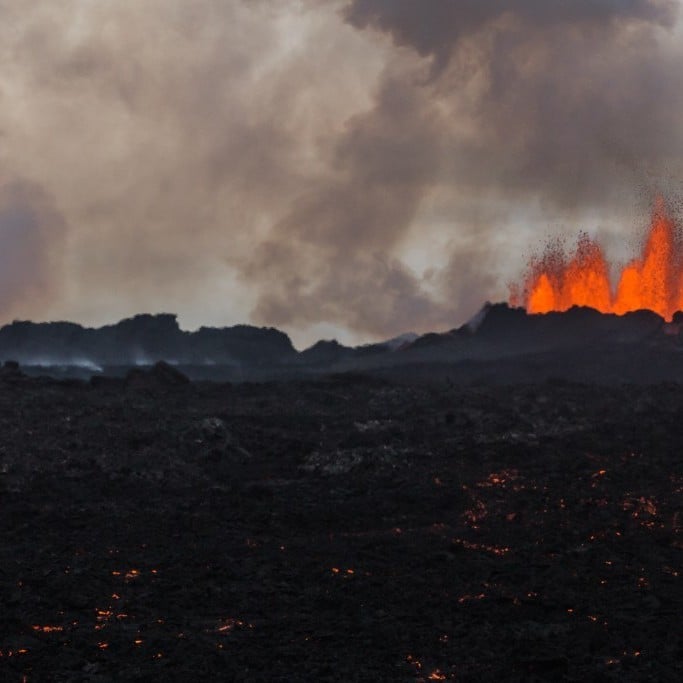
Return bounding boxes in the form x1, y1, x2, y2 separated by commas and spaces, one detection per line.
0, 370, 681, 681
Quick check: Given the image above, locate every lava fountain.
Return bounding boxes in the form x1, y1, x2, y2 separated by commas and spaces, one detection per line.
511, 198, 683, 320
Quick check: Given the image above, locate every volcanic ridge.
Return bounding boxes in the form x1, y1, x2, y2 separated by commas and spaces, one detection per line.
4, 303, 683, 384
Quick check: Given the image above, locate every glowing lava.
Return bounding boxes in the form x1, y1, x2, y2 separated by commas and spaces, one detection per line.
513, 198, 683, 320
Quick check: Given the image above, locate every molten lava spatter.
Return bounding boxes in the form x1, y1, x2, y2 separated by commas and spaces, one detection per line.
514, 200, 683, 320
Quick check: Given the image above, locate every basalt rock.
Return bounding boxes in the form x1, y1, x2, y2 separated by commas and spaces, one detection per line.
0, 374, 680, 680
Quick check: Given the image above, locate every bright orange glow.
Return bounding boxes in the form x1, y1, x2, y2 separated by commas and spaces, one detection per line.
528, 273, 556, 314
514, 199, 683, 320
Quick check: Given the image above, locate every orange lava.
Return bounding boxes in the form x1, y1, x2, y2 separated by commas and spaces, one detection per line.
513, 198, 683, 320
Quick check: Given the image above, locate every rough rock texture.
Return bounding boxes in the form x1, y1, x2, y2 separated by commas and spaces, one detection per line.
0, 373, 680, 681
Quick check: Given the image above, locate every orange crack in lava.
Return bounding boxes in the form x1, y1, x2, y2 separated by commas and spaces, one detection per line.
513, 197, 683, 320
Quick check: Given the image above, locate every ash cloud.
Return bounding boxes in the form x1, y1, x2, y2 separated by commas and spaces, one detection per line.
1, 1, 683, 343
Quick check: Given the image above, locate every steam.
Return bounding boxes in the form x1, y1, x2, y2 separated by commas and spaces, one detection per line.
0, 1, 682, 343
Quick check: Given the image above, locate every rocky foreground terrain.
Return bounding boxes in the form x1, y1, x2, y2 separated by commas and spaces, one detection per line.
0, 365, 681, 681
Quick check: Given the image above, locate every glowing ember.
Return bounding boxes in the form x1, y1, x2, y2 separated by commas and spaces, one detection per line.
0, 649, 30, 657
477, 470, 519, 488
512, 198, 683, 320
451, 538, 511, 556
214, 618, 254, 634
457, 592, 487, 604
31, 625, 64, 633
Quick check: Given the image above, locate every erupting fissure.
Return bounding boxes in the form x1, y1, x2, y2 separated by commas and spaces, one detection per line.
512, 198, 683, 320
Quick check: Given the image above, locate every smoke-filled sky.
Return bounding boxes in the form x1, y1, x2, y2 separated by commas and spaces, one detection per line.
2, 0, 683, 347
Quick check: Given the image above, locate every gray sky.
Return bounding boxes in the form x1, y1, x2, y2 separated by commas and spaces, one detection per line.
1, 0, 682, 347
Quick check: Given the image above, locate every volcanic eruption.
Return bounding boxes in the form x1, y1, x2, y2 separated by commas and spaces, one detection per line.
512, 198, 683, 321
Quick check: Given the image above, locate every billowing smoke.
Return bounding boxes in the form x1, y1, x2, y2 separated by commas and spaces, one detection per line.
0, 1, 682, 344
341, 0, 682, 210
344, 1, 677, 66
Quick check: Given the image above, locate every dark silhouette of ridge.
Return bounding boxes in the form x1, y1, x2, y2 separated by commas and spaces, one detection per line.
3, 304, 683, 383
0, 314, 296, 366
299, 339, 356, 366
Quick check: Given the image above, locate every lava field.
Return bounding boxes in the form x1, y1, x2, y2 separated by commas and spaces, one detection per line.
0, 368, 681, 681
